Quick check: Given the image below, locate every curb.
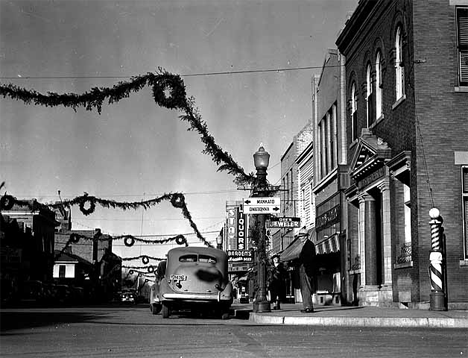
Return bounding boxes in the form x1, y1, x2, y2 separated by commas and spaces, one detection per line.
249, 313, 468, 328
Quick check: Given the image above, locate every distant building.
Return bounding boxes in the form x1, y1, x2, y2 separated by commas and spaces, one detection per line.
55, 227, 121, 302
1, 200, 58, 283
276, 123, 314, 304
311, 49, 348, 304
276, 124, 314, 253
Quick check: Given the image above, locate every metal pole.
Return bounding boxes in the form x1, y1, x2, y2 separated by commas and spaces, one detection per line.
252, 160, 271, 313
253, 212, 270, 312
428, 208, 447, 311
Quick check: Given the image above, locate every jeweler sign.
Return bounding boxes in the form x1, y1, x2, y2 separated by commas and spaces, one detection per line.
267, 217, 301, 228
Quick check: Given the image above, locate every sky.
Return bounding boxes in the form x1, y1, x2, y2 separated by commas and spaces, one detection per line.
0, 0, 357, 261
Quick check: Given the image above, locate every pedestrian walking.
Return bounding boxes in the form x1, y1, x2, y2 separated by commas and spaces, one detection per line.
267, 254, 287, 310
297, 227, 316, 313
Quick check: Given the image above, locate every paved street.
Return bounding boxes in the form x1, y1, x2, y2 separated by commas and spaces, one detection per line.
1, 304, 467, 358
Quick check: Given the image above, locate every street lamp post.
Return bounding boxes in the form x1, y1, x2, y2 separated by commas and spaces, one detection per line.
252, 144, 271, 313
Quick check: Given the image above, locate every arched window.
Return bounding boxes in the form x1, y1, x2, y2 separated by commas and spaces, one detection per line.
395, 26, 405, 100
375, 51, 383, 118
366, 63, 374, 126
351, 82, 358, 141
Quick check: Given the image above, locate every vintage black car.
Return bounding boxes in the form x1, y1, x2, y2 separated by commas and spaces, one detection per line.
150, 246, 233, 319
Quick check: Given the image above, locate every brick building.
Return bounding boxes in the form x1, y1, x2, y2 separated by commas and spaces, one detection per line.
336, 0, 468, 307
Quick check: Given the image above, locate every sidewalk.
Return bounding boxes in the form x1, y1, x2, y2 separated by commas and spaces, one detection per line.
231, 302, 468, 328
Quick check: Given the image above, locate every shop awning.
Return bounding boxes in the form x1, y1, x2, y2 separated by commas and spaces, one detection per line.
279, 228, 316, 262
279, 238, 305, 262
315, 234, 340, 255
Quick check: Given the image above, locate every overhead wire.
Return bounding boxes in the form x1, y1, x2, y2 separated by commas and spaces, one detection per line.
0, 64, 329, 81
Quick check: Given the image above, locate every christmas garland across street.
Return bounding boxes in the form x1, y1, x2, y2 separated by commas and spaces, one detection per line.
0, 69, 256, 187
0, 191, 212, 249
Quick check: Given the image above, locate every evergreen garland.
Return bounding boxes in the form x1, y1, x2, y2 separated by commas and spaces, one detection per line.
2, 191, 213, 249
0, 69, 256, 186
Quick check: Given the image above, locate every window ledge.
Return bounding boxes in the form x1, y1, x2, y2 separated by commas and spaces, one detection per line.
392, 95, 406, 110
370, 114, 385, 129
454, 86, 468, 93
394, 261, 413, 269
349, 139, 358, 149
460, 259, 468, 267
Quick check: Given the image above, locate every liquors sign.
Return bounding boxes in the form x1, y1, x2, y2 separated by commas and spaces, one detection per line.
226, 203, 247, 250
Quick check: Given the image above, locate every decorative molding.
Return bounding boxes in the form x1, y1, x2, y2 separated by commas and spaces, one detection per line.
358, 192, 374, 204
377, 180, 390, 193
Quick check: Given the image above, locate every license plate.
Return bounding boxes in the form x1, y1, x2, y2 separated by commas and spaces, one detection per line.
170, 274, 187, 281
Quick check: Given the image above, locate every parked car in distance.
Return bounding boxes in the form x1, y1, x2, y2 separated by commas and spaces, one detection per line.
120, 289, 137, 304
20, 280, 44, 303
150, 246, 233, 319
55, 284, 73, 304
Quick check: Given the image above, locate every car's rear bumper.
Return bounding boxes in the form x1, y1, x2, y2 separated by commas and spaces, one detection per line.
162, 293, 232, 302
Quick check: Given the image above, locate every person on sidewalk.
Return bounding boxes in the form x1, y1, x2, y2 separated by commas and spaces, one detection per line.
297, 227, 316, 313
267, 254, 287, 310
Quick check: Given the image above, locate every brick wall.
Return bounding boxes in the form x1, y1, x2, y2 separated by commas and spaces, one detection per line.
338, 0, 468, 303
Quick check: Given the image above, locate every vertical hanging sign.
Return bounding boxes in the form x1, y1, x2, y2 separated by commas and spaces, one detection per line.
226, 205, 237, 250
237, 206, 246, 250
226, 202, 247, 250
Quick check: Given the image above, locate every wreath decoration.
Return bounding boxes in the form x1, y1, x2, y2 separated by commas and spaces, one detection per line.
79, 198, 96, 216
0, 195, 15, 210
170, 193, 185, 209
147, 265, 155, 273
152, 74, 187, 110
70, 233, 80, 243
142, 256, 149, 265
175, 235, 186, 246
124, 236, 135, 247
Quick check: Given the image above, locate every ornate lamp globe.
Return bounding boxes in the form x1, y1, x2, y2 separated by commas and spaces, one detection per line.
253, 143, 270, 171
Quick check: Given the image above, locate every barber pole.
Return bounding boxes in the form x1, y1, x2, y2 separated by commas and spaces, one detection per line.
428, 208, 447, 311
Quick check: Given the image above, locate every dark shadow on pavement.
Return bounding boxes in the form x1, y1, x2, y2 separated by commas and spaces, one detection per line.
0, 311, 106, 333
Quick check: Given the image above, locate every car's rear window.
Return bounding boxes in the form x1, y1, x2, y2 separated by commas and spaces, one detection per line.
199, 255, 217, 264
178, 254, 217, 264
179, 254, 197, 262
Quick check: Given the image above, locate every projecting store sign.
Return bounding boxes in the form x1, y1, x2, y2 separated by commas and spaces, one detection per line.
227, 250, 253, 262
267, 217, 301, 228
243, 197, 280, 214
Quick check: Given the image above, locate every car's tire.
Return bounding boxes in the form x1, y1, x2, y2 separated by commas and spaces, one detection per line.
152, 304, 162, 315
162, 303, 170, 318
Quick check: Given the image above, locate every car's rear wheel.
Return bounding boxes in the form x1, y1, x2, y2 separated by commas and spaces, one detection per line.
151, 303, 162, 315
162, 303, 170, 318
